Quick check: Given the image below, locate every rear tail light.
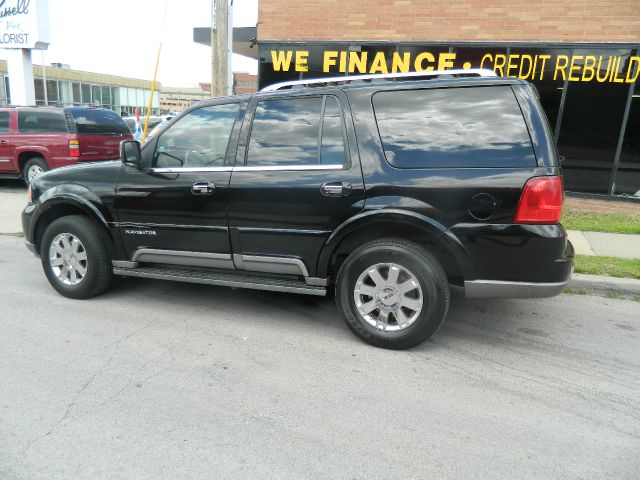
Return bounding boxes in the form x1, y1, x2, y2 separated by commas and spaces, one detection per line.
69, 139, 80, 158
514, 176, 563, 224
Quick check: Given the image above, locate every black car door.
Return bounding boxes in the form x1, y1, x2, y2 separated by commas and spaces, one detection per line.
227, 91, 364, 279
115, 100, 244, 269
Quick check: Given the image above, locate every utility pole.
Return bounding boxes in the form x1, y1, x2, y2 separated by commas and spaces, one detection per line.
210, 0, 217, 97
214, 0, 229, 97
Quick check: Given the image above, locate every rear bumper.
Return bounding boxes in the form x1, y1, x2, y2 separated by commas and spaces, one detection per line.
465, 271, 572, 298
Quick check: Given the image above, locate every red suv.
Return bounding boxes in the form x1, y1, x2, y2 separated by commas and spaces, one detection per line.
0, 106, 133, 185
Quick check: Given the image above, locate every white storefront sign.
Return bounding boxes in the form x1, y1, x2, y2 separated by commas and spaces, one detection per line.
0, 0, 50, 49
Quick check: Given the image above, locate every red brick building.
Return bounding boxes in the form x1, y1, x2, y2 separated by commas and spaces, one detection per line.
258, 0, 639, 43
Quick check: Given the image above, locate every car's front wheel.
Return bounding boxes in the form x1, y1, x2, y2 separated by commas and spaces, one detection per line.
41, 215, 113, 299
336, 239, 450, 349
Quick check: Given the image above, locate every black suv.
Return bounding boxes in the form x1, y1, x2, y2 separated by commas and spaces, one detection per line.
22, 71, 574, 349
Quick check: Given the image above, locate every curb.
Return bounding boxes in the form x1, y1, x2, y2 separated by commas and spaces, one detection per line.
568, 273, 640, 297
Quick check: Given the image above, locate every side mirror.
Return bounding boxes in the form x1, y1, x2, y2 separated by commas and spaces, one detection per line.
121, 140, 142, 167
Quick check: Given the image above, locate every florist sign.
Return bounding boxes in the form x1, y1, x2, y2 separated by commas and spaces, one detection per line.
0, 0, 49, 49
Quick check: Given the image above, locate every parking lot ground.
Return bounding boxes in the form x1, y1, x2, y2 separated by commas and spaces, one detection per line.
0, 181, 26, 234
1, 234, 639, 479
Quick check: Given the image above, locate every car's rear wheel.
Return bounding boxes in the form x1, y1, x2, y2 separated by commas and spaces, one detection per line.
336, 239, 450, 349
23, 157, 48, 186
41, 215, 113, 299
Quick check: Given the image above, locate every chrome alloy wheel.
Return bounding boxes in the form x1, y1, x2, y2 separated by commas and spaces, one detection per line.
353, 262, 423, 331
49, 233, 88, 286
27, 164, 44, 182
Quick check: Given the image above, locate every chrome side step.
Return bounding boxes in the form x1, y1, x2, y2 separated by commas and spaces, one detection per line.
113, 265, 327, 296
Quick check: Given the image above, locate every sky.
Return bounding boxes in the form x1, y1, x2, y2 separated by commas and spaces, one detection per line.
0, 0, 259, 88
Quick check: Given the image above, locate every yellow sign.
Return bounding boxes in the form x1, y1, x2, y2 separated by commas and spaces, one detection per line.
270, 50, 640, 84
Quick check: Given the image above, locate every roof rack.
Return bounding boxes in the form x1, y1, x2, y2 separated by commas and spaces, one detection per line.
260, 68, 497, 92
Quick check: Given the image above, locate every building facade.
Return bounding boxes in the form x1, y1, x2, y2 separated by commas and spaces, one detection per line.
0, 61, 161, 115
159, 85, 210, 113
254, 0, 640, 197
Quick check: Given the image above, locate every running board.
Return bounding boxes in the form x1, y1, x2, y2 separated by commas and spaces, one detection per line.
113, 265, 327, 296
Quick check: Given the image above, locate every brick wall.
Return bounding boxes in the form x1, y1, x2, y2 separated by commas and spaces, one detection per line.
258, 0, 640, 43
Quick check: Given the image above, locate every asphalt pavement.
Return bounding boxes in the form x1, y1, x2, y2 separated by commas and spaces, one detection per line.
0, 180, 27, 234
1, 234, 639, 480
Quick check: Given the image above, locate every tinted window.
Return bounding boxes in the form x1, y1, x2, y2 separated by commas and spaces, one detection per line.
321, 97, 347, 165
247, 96, 347, 166
373, 86, 536, 168
154, 103, 239, 169
0, 112, 9, 133
248, 97, 322, 166
69, 108, 130, 135
18, 110, 68, 133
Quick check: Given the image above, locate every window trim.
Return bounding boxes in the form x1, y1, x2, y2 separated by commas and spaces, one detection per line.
242, 93, 351, 170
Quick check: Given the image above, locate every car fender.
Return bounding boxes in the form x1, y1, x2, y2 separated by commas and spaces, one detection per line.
15, 146, 53, 166
317, 208, 475, 279
29, 184, 112, 242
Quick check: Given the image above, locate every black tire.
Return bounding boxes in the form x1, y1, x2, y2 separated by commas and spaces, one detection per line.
23, 157, 48, 187
40, 215, 113, 299
335, 239, 450, 349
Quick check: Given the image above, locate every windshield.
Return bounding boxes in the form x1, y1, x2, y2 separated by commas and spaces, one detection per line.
69, 108, 130, 135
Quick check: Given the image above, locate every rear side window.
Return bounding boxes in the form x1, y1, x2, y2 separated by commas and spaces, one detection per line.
18, 110, 68, 134
0, 112, 9, 133
372, 86, 536, 168
246, 96, 347, 167
69, 108, 130, 135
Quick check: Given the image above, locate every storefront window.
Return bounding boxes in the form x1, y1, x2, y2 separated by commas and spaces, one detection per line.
557, 48, 633, 193
615, 82, 640, 196
46, 80, 59, 104
102, 85, 111, 108
81, 84, 91, 104
59, 81, 72, 105
91, 85, 102, 106
72, 82, 81, 104
34, 78, 45, 104
508, 47, 570, 134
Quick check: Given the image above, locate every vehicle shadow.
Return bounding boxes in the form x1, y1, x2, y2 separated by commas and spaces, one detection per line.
0, 179, 26, 192
105, 276, 539, 349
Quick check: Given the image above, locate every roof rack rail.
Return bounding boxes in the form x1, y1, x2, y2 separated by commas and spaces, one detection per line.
260, 68, 497, 92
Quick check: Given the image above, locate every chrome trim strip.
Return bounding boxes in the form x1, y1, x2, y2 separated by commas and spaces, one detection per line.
464, 278, 570, 299
116, 222, 227, 232
234, 254, 309, 277
112, 268, 326, 296
149, 164, 344, 174
233, 164, 343, 172
150, 166, 233, 173
305, 277, 329, 287
0, 158, 11, 163
132, 249, 235, 270
112, 260, 139, 268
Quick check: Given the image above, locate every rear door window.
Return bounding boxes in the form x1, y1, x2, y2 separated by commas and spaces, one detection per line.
372, 86, 536, 168
0, 112, 9, 133
69, 108, 130, 135
18, 110, 68, 133
246, 95, 347, 167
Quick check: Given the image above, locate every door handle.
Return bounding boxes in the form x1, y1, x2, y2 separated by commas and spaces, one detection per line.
191, 181, 215, 195
320, 181, 352, 197
0, 140, 6, 145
